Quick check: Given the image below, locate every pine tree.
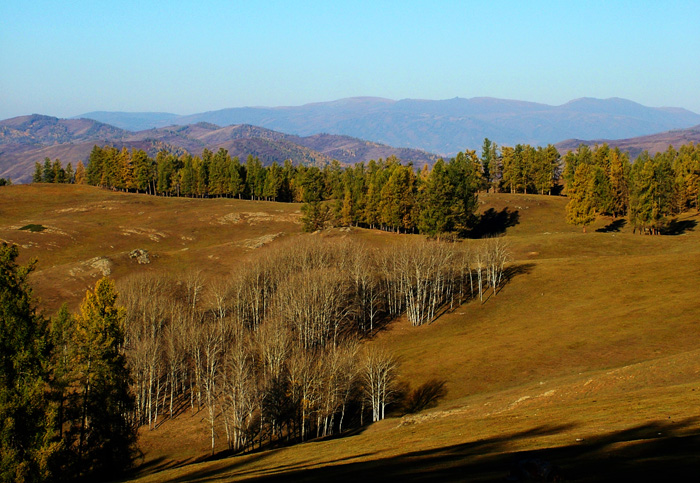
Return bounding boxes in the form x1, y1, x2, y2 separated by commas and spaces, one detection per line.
418, 159, 454, 236
229, 157, 245, 199
481, 138, 493, 190
33, 162, 43, 183
71, 278, 136, 479
608, 148, 630, 218
179, 155, 196, 197
500, 146, 516, 193
447, 151, 480, 232
0, 243, 58, 482
565, 163, 597, 232
53, 159, 66, 184
131, 150, 153, 193
118, 148, 135, 191
42, 158, 55, 183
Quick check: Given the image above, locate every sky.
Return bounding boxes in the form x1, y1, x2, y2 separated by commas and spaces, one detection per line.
1, 0, 699, 119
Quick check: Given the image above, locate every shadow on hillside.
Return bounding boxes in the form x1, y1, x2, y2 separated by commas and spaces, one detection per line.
166, 417, 700, 482
467, 208, 520, 239
475, 263, 535, 305
662, 218, 697, 235
596, 219, 627, 233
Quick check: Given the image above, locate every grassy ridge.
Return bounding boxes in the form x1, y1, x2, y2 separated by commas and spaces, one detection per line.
1, 184, 699, 481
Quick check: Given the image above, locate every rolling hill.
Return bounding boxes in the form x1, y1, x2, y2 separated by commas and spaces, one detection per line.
0, 115, 438, 183
1, 184, 699, 481
77, 96, 700, 155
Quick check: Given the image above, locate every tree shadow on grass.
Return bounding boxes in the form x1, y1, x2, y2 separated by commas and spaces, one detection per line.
190, 417, 700, 482
662, 218, 697, 235
596, 219, 627, 233
470, 263, 535, 305
397, 379, 448, 415
467, 208, 520, 239
160, 423, 576, 483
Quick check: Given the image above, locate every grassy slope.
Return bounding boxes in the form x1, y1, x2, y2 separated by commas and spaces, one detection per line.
0, 183, 302, 311
2, 185, 699, 481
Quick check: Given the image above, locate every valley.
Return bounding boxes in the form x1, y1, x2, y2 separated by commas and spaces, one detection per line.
2, 184, 698, 481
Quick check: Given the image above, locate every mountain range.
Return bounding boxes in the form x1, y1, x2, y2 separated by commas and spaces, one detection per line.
3, 96, 700, 184
78, 96, 700, 154
0, 115, 438, 183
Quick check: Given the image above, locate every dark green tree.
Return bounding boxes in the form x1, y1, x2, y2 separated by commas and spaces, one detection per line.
0, 243, 58, 482
33, 162, 43, 183
42, 158, 55, 183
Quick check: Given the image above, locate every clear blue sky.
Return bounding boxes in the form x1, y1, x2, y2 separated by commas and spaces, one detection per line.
1, 0, 699, 119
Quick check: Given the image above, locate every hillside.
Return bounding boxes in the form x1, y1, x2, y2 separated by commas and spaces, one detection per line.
1, 184, 699, 481
556, 124, 700, 158
0, 116, 438, 183
77, 96, 700, 154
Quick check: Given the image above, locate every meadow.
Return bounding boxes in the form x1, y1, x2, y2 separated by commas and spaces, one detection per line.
1, 184, 699, 481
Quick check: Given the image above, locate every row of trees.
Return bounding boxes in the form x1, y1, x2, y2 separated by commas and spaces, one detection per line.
118, 236, 510, 455
78, 140, 562, 199
37, 139, 563, 237
0, 244, 136, 482
564, 143, 700, 233
32, 158, 85, 185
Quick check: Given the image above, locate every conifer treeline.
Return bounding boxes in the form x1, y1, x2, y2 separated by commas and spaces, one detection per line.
32, 157, 84, 184
38, 140, 561, 235
563, 143, 700, 233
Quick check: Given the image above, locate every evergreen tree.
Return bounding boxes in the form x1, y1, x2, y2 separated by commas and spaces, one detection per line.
131, 150, 153, 194
379, 165, 415, 233
301, 202, 331, 232
673, 143, 700, 211
0, 243, 58, 482
229, 157, 245, 199
179, 155, 195, 197
565, 163, 597, 232
629, 152, 675, 234
208, 148, 230, 197
263, 162, 283, 201
33, 162, 43, 183
71, 278, 136, 479
608, 148, 630, 218
156, 151, 176, 195
245, 155, 265, 200
591, 164, 613, 215
418, 159, 454, 236
53, 159, 66, 184
42, 158, 55, 183
481, 138, 493, 190
118, 148, 135, 191
500, 146, 516, 193
447, 151, 481, 232
86, 146, 104, 186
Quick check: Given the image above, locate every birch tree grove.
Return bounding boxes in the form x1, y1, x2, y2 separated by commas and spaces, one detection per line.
115, 235, 513, 455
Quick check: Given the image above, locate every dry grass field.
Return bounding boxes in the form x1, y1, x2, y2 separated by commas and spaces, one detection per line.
1, 184, 699, 482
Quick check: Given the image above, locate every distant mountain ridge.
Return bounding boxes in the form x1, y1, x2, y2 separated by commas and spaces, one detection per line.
0, 115, 438, 183
75, 97, 700, 155
555, 124, 700, 159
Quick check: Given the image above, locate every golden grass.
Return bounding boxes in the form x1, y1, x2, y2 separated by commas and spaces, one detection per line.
2, 185, 699, 481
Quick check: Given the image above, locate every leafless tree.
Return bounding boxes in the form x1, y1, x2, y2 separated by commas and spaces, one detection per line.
362, 345, 399, 422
